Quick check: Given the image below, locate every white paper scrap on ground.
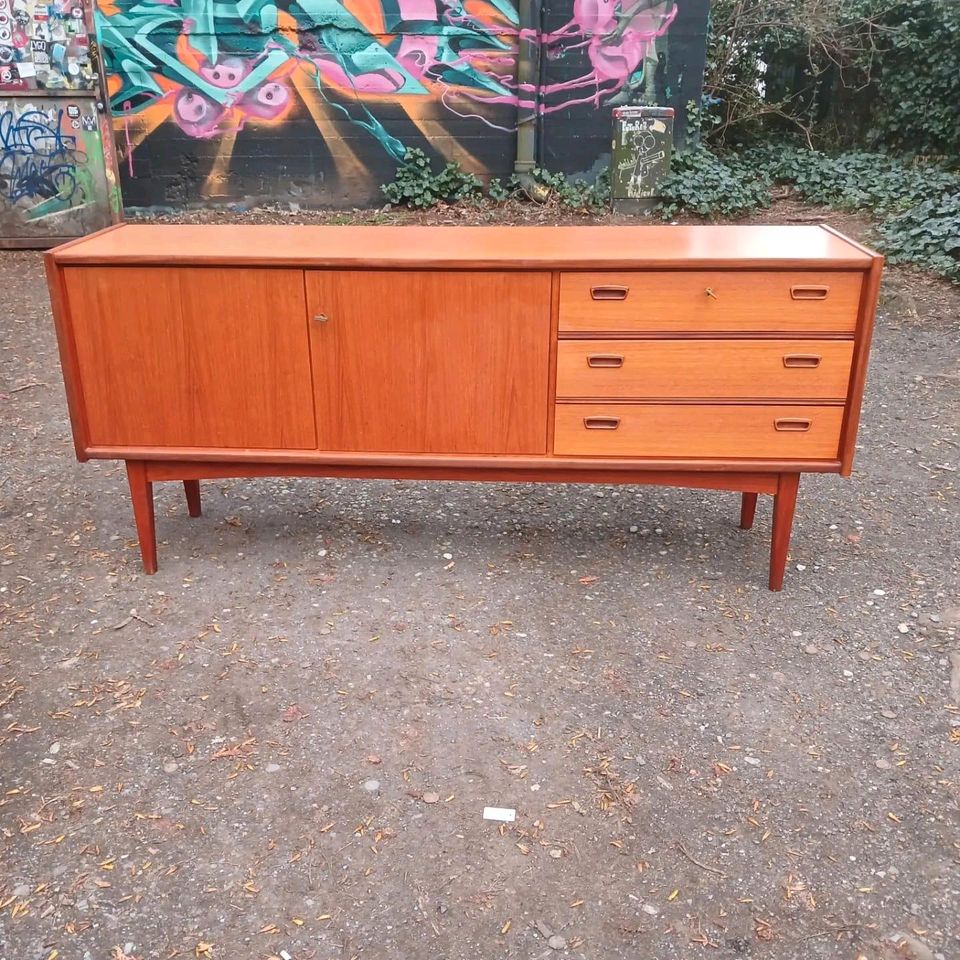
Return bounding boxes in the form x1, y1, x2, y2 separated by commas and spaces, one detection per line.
483, 806, 516, 822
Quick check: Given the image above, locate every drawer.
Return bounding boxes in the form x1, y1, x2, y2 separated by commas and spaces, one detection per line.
554, 404, 844, 459
558, 271, 862, 333
556, 339, 854, 400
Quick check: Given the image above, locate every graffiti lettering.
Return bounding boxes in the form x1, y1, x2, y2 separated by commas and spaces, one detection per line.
0, 106, 82, 204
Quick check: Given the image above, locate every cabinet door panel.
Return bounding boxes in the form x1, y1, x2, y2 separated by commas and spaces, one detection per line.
65, 267, 316, 449
306, 271, 551, 454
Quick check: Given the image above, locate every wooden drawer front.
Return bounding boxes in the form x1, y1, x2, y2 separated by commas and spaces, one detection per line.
554, 404, 844, 459
558, 271, 862, 332
556, 339, 854, 400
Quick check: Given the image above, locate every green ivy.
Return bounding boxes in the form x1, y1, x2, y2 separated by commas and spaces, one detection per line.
528, 167, 611, 212
742, 144, 960, 214
656, 147, 771, 219
867, 0, 960, 160
876, 193, 960, 282
381, 148, 483, 208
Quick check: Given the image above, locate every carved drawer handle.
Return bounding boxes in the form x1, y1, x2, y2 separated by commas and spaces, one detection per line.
584, 416, 621, 430
790, 285, 830, 300
774, 418, 812, 432
587, 354, 625, 368
783, 354, 822, 368
590, 285, 629, 301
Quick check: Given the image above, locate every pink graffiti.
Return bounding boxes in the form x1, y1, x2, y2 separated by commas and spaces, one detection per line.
537, 0, 678, 108
153, 0, 677, 140
200, 56, 249, 88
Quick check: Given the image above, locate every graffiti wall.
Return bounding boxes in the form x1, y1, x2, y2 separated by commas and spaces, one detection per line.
0, 98, 116, 237
96, 0, 709, 208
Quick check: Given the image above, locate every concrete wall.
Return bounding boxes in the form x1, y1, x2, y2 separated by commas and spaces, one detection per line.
96, 0, 709, 209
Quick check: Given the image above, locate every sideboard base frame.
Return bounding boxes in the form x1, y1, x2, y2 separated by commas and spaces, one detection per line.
124, 459, 801, 591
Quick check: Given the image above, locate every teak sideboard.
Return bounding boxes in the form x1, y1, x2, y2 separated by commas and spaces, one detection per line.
45, 223, 883, 590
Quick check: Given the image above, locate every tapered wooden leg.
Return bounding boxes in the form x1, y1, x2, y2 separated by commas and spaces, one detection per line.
739, 492, 758, 530
126, 460, 157, 574
769, 473, 800, 591
183, 480, 202, 518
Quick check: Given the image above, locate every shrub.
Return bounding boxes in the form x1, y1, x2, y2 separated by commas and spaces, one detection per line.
744, 144, 960, 214
656, 148, 771, 219
382, 148, 483, 208
876, 192, 960, 282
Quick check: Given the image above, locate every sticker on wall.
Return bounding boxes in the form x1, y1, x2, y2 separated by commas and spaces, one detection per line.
0, 0, 95, 91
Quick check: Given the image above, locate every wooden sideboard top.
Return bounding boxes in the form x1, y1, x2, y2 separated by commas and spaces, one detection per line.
50, 223, 878, 269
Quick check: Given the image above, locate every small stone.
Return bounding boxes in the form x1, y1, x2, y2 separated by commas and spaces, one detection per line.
873, 589, 886, 596
317, 548, 327, 557
363, 779, 381, 794
162, 760, 178, 774
422, 790, 440, 804
12, 883, 30, 898
744, 756, 761, 766
366, 754, 382, 765
897, 623, 910, 634
49, 742, 60, 755
629, 525, 639, 533
266, 763, 282, 773
804, 643, 819, 655
549, 848, 562, 859
875, 758, 892, 770
642, 904, 659, 916
880, 708, 897, 719
442, 553, 453, 561
548, 935, 567, 950
842, 669, 854, 678
533, 919, 553, 938
890, 932, 935, 960
796, 563, 806, 571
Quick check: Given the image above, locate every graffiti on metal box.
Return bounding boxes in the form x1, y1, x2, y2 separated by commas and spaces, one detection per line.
0, 96, 115, 235
1, 104, 80, 201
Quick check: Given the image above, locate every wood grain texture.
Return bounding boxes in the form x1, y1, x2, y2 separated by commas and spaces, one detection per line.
554, 404, 844, 459
143, 459, 780, 494
64, 266, 317, 450
44, 253, 90, 460
558, 271, 863, 333
126, 460, 157, 574
306, 270, 551, 454
556, 339, 855, 400
85, 445, 844, 474
839, 253, 885, 475
51, 224, 876, 269
770, 473, 801, 590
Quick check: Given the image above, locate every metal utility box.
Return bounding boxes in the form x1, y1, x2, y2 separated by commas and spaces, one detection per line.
610, 106, 674, 214
0, 0, 120, 248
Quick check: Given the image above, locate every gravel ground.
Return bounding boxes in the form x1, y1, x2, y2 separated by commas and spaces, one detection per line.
1, 205, 958, 960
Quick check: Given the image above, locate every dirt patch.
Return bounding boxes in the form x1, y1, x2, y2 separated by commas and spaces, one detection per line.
1, 206, 958, 960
